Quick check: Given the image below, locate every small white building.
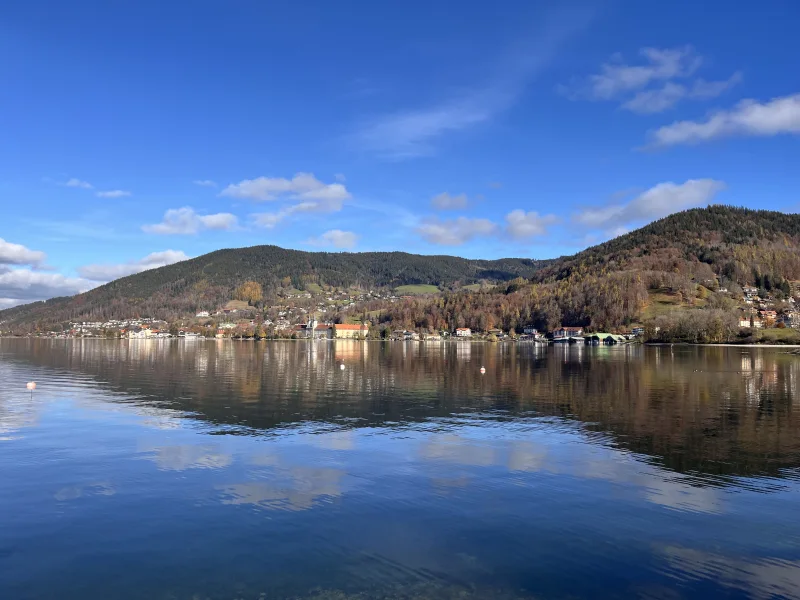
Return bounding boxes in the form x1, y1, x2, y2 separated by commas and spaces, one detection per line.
739, 318, 763, 329
455, 328, 472, 337
195, 311, 210, 318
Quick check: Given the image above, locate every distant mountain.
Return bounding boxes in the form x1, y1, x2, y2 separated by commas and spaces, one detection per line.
0, 246, 549, 329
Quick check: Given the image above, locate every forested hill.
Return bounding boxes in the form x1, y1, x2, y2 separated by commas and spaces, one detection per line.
0, 246, 549, 327
380, 206, 800, 336
6, 206, 800, 334
536, 205, 800, 284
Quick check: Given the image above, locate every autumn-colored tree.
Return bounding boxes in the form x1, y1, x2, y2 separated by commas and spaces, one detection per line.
234, 281, 263, 305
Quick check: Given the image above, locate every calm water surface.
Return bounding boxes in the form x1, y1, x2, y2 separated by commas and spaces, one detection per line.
2, 339, 800, 599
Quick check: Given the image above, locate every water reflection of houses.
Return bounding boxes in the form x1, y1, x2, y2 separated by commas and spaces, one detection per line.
455, 342, 471, 361
7, 340, 800, 481
335, 340, 369, 363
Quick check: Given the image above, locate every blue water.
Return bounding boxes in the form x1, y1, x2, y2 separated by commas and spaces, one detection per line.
1, 339, 800, 599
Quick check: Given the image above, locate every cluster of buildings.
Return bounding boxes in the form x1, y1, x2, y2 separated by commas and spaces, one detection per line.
737, 286, 800, 329
292, 319, 369, 339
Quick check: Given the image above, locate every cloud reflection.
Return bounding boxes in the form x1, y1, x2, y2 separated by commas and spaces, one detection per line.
217, 467, 344, 512
661, 546, 800, 599
55, 482, 115, 501
418, 431, 724, 514
142, 443, 233, 471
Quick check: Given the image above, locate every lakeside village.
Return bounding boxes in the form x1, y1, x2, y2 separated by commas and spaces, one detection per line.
8, 284, 800, 345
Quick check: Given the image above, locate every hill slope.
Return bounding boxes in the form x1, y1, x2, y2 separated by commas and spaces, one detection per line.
537, 205, 800, 286
379, 206, 800, 336
0, 246, 549, 328
5, 206, 800, 336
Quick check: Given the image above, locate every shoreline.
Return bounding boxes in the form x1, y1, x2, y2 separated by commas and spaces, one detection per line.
4, 336, 800, 349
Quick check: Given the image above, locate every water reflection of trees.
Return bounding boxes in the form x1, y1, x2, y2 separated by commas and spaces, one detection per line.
5, 339, 800, 479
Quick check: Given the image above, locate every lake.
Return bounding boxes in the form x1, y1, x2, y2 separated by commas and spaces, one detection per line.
2, 339, 800, 599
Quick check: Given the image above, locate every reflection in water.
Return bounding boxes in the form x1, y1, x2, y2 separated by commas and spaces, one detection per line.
2, 339, 800, 599
7, 339, 800, 479
661, 546, 800, 600
218, 466, 345, 513
141, 443, 233, 471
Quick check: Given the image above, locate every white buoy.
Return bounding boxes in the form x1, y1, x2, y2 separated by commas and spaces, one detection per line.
26, 381, 36, 391
480, 366, 486, 374
340, 364, 345, 370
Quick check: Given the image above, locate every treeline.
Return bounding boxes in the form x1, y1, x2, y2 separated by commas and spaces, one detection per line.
370, 271, 649, 333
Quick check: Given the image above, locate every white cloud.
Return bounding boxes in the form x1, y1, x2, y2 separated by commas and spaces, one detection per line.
354, 98, 501, 159
622, 82, 689, 114
623, 72, 742, 114
431, 192, 468, 210
690, 72, 744, 99
649, 92, 800, 146
250, 187, 346, 229
251, 212, 285, 229
220, 173, 350, 210
142, 207, 238, 235
352, 11, 592, 159
574, 179, 726, 232
96, 190, 132, 198
504, 210, 559, 239
309, 229, 360, 250
565, 47, 740, 113
78, 250, 190, 282
417, 216, 498, 246
64, 178, 93, 189
0, 238, 46, 267
192, 179, 217, 187
586, 46, 701, 100
0, 269, 96, 307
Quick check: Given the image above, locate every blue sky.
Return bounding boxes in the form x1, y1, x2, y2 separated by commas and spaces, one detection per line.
1, 0, 799, 307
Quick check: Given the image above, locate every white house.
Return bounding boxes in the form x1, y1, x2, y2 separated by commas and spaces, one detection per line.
552, 326, 584, 341
195, 311, 210, 318
455, 328, 472, 337
523, 326, 538, 335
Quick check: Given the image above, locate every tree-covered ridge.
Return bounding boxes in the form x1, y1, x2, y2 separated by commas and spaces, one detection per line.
0, 245, 550, 327
375, 206, 800, 336
536, 205, 800, 284
5, 206, 800, 335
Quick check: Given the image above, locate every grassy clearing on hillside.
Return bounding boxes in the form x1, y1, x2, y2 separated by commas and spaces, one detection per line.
395, 284, 440, 295
305, 283, 323, 293
462, 284, 484, 292
641, 287, 708, 320
224, 300, 250, 310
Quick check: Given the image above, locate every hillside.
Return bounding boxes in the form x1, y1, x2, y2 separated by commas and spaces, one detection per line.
537, 205, 800, 286
0, 246, 549, 328
379, 206, 800, 337
6, 206, 800, 338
